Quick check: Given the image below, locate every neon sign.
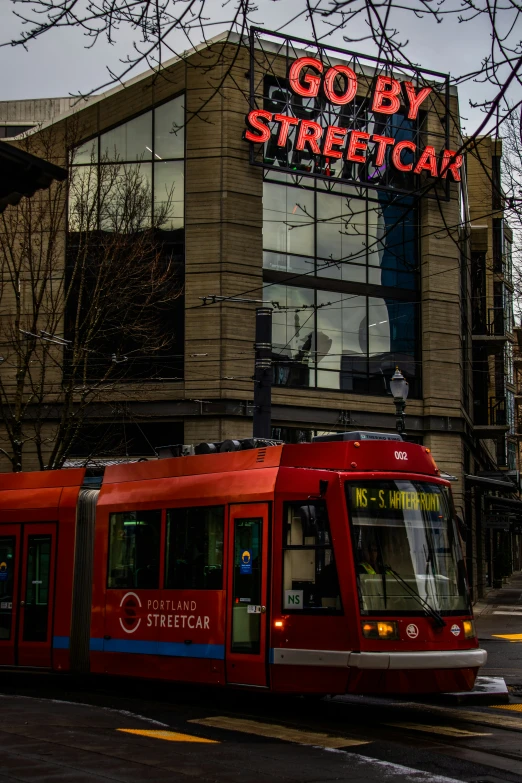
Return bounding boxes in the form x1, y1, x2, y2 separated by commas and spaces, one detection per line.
245, 30, 456, 195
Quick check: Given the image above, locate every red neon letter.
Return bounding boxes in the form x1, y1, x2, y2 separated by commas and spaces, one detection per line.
403, 81, 432, 120
296, 120, 323, 154
274, 114, 299, 146
372, 134, 395, 166
392, 140, 416, 171
288, 57, 323, 98
245, 109, 272, 142
347, 130, 370, 163
372, 76, 401, 115
323, 65, 357, 105
323, 125, 347, 159
440, 149, 463, 181
414, 145, 438, 177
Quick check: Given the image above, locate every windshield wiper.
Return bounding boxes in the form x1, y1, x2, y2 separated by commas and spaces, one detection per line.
385, 567, 446, 629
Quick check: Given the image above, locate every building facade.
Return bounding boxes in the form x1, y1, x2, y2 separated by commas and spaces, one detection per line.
0, 33, 517, 596
466, 136, 520, 590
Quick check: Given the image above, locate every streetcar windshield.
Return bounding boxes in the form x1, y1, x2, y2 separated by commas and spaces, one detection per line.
345, 480, 470, 614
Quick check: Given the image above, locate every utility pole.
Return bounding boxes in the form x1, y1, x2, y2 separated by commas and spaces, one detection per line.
253, 307, 273, 439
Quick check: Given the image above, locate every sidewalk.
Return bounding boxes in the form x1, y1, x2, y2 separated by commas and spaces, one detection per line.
474, 570, 522, 621
473, 571, 522, 691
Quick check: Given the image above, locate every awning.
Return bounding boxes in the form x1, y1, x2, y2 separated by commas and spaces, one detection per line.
465, 474, 516, 491
483, 495, 522, 510
0, 140, 67, 212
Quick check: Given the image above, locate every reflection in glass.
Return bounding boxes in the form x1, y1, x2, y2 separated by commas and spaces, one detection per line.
154, 160, 184, 230
263, 251, 314, 274
72, 138, 98, 165
69, 165, 99, 232
368, 298, 416, 395
100, 111, 152, 162
316, 191, 367, 268
155, 96, 185, 159
271, 284, 315, 388
317, 292, 367, 391
347, 480, 469, 614
263, 183, 314, 257
99, 163, 152, 233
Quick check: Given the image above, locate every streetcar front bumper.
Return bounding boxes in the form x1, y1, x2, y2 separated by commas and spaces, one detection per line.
271, 647, 487, 670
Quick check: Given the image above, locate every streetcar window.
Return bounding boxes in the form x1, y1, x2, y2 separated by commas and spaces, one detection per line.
107, 510, 161, 589
346, 480, 470, 614
282, 502, 342, 613
165, 506, 224, 590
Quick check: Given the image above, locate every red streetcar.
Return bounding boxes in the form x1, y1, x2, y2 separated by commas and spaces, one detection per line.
0, 432, 486, 694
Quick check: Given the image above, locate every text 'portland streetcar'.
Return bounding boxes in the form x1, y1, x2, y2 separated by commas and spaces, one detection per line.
0, 432, 486, 694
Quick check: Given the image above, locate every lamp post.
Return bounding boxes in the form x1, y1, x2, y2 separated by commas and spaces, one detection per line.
390, 367, 409, 434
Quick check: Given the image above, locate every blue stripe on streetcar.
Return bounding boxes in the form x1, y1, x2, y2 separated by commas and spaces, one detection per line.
53, 636, 70, 649
89, 638, 225, 659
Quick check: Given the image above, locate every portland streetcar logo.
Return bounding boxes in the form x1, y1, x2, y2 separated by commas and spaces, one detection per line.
120, 591, 142, 634
406, 623, 419, 639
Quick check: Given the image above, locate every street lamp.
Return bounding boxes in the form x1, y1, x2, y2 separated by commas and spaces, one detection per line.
390, 367, 409, 434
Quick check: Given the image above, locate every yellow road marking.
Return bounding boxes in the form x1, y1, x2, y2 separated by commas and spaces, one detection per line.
189, 716, 370, 749
386, 722, 491, 737
492, 633, 522, 642
117, 729, 219, 744
492, 704, 522, 712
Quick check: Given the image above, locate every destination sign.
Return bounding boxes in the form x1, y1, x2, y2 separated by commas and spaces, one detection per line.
353, 487, 441, 512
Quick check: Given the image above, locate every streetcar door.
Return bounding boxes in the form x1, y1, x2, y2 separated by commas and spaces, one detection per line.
226, 504, 269, 687
0, 526, 21, 666
17, 524, 56, 668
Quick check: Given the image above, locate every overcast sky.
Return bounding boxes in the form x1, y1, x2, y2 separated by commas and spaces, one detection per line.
0, 0, 519, 138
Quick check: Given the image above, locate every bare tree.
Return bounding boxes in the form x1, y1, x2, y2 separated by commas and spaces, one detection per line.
4, 1, 522, 131
0, 127, 182, 471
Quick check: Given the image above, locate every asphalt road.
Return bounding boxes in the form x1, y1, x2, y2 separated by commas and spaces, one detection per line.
1, 671, 522, 783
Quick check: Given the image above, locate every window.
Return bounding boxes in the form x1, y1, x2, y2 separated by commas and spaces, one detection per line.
165, 506, 224, 590
347, 481, 469, 614
282, 501, 342, 613
263, 178, 419, 396
108, 510, 161, 588
0, 125, 34, 138
269, 283, 419, 396
67, 94, 185, 382
69, 94, 185, 234
0, 537, 15, 640
263, 183, 417, 289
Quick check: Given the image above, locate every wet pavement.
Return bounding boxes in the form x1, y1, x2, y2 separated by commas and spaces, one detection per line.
475, 571, 522, 692
0, 692, 473, 783
1, 577, 522, 783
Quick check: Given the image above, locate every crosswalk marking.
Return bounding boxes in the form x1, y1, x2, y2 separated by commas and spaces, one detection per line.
117, 728, 219, 743
492, 611, 522, 617
492, 633, 522, 642
492, 704, 522, 712
189, 716, 370, 749
385, 722, 491, 737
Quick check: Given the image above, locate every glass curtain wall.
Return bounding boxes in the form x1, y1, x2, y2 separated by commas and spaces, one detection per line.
263, 178, 419, 396
68, 95, 185, 380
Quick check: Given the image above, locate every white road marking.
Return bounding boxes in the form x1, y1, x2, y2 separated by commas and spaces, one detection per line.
0, 693, 169, 727
492, 611, 522, 616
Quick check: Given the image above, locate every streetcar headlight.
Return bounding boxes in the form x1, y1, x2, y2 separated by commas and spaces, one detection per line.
361, 621, 399, 640
463, 620, 476, 639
